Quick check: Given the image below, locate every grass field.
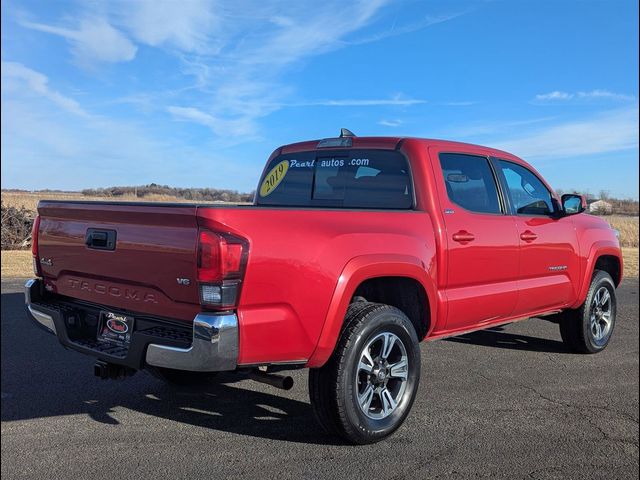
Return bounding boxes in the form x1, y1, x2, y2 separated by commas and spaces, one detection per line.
1, 250, 33, 278
623, 247, 639, 279
606, 215, 639, 248
2, 191, 226, 211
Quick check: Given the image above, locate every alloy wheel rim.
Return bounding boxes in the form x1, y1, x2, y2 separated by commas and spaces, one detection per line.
355, 332, 409, 420
590, 286, 613, 346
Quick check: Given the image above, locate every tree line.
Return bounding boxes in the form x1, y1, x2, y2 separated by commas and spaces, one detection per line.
81, 184, 254, 203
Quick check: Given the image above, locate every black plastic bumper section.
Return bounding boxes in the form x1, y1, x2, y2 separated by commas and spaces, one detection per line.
25, 279, 192, 370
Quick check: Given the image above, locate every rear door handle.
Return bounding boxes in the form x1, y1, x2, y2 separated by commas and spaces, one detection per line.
452, 231, 475, 243
520, 230, 538, 242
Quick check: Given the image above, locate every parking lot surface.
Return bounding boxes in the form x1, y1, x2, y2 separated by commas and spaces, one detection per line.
2, 278, 638, 479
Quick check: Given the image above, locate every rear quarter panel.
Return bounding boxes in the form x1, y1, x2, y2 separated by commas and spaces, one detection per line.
197, 207, 437, 365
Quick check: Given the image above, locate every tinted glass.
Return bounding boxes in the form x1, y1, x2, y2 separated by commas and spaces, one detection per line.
499, 160, 555, 215
439, 153, 501, 214
256, 150, 413, 209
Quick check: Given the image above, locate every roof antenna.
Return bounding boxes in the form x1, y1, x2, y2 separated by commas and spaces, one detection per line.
339, 128, 356, 138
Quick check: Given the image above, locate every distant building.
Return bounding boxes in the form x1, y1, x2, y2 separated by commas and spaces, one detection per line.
588, 199, 613, 215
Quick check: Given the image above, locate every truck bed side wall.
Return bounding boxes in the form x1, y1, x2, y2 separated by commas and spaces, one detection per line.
197, 208, 437, 366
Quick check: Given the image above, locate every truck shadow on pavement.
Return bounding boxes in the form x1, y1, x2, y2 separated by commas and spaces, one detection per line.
445, 325, 570, 353
2, 289, 569, 443
0, 291, 342, 445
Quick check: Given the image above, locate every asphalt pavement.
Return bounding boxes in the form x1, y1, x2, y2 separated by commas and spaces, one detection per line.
1, 277, 638, 479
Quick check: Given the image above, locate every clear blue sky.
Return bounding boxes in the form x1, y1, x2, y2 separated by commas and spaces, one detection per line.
2, 0, 638, 198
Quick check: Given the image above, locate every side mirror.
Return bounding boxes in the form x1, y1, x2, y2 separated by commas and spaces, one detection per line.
561, 194, 587, 215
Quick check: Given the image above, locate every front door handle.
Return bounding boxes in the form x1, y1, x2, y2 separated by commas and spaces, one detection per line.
452, 231, 475, 243
520, 230, 538, 242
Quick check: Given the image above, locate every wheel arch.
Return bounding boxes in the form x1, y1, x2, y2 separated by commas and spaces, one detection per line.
307, 254, 437, 367
572, 242, 623, 309
351, 277, 430, 341
593, 255, 622, 286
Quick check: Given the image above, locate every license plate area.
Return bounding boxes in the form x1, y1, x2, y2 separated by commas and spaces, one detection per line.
98, 311, 134, 345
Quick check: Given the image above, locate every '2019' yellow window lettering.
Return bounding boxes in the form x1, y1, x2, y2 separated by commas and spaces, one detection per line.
259, 160, 289, 197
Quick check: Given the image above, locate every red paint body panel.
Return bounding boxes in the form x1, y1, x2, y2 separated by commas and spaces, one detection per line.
196, 208, 436, 365
307, 254, 438, 367
511, 215, 580, 313
426, 144, 521, 331
35, 137, 623, 368
37, 202, 202, 321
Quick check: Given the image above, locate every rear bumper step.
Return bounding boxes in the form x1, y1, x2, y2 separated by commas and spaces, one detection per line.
24, 279, 238, 372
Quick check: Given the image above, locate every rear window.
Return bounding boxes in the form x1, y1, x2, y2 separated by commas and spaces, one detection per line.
256, 150, 413, 209
439, 153, 502, 214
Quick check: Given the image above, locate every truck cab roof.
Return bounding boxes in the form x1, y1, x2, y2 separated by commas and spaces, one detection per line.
278, 136, 521, 162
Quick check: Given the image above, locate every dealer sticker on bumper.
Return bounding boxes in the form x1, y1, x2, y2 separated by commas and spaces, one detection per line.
98, 311, 134, 345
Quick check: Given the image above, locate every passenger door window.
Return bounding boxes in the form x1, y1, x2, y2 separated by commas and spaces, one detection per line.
498, 161, 555, 216
439, 153, 502, 214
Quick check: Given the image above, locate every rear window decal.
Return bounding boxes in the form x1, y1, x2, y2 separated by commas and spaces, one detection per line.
290, 159, 315, 168
259, 160, 290, 197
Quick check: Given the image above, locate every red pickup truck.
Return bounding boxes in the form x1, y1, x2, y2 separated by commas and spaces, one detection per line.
26, 131, 622, 444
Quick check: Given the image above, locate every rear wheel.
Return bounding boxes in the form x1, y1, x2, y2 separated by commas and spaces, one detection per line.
559, 270, 617, 354
309, 302, 421, 444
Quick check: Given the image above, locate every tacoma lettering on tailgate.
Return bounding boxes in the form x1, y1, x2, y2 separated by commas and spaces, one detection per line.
67, 278, 158, 304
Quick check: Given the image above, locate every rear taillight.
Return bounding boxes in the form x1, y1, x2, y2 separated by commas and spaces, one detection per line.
31, 215, 41, 277
197, 229, 249, 308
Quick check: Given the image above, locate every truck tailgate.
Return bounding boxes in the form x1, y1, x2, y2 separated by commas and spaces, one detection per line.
36, 201, 201, 322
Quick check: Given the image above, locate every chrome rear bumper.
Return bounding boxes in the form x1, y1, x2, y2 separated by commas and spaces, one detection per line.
24, 279, 239, 372
24, 279, 57, 334
145, 313, 238, 372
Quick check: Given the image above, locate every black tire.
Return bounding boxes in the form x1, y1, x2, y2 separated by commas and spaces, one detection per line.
559, 270, 617, 354
309, 302, 421, 444
147, 367, 218, 386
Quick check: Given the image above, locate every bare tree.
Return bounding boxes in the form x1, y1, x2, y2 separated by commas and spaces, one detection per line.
599, 190, 611, 200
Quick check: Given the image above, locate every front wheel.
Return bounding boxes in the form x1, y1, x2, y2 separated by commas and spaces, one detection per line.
309, 303, 421, 444
559, 270, 617, 354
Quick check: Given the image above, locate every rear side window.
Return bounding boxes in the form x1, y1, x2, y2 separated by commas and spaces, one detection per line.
256, 150, 413, 209
499, 160, 555, 216
439, 153, 501, 214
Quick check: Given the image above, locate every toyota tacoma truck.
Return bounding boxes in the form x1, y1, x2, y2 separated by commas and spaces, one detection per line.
25, 130, 623, 444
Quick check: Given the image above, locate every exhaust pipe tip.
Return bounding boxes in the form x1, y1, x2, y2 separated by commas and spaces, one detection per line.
281, 376, 294, 390
248, 370, 294, 390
